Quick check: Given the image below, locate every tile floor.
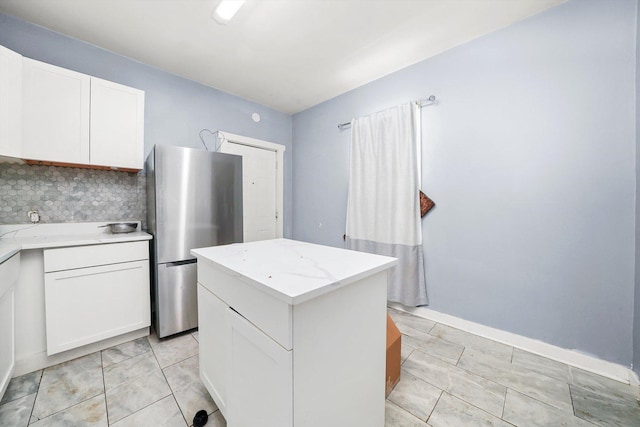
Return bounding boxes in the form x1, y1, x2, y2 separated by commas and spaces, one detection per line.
387, 308, 640, 426
0, 309, 639, 426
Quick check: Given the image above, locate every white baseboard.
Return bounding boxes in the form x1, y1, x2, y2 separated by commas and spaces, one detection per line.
14, 328, 149, 377
389, 303, 635, 385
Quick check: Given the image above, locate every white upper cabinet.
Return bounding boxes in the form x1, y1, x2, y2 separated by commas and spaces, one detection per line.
90, 77, 144, 170
22, 58, 91, 165
20, 56, 145, 170
0, 45, 22, 158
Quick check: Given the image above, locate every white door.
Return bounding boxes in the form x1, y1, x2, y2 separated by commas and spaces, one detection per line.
220, 142, 278, 242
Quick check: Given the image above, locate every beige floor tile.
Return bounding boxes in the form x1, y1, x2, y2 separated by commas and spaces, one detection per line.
163, 355, 218, 422
0, 392, 35, 427
458, 346, 573, 413
110, 395, 187, 427
29, 394, 107, 427
385, 400, 428, 427
403, 334, 465, 365
148, 333, 199, 369
388, 308, 437, 340
511, 349, 572, 383
503, 389, 594, 426
571, 384, 640, 426
428, 392, 512, 427
388, 370, 441, 421
32, 353, 103, 420
105, 371, 172, 423
103, 350, 160, 391
102, 337, 152, 368
0, 370, 42, 405
403, 349, 507, 417
429, 324, 513, 364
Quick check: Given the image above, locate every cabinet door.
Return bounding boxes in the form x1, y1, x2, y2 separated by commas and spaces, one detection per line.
0, 253, 19, 400
0, 44, 21, 158
90, 77, 144, 170
197, 284, 230, 416
0, 287, 15, 400
22, 58, 90, 164
228, 308, 293, 427
44, 260, 150, 355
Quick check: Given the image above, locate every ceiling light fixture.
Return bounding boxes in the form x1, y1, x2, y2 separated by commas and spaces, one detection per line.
212, 0, 246, 25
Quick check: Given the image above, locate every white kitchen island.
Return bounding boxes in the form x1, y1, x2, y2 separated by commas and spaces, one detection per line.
191, 238, 397, 427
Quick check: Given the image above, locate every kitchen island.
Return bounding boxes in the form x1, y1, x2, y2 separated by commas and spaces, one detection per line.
191, 238, 397, 427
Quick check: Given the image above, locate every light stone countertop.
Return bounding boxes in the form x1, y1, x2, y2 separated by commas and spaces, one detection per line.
0, 240, 20, 264
0, 222, 152, 263
191, 238, 397, 305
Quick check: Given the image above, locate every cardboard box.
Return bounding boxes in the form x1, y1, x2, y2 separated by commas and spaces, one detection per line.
385, 314, 401, 397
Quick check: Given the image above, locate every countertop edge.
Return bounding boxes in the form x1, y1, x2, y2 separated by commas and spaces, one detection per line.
0, 232, 153, 263
0, 245, 20, 264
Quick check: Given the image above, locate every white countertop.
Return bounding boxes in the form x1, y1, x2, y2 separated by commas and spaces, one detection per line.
191, 238, 397, 304
0, 222, 152, 263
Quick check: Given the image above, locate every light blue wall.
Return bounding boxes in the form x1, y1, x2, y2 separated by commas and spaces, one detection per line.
293, 0, 637, 366
0, 13, 293, 237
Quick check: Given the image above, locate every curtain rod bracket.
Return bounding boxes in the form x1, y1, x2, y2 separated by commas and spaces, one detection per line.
337, 95, 436, 130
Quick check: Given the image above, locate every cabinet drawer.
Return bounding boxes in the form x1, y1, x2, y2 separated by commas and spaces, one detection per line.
44, 241, 148, 272
198, 261, 292, 350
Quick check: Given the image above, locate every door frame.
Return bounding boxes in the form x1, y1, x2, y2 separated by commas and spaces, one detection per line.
217, 131, 285, 239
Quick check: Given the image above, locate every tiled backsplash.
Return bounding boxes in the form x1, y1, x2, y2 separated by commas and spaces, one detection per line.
0, 162, 147, 228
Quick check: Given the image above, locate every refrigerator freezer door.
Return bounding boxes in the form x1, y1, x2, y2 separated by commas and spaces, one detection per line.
156, 261, 198, 338
154, 145, 243, 264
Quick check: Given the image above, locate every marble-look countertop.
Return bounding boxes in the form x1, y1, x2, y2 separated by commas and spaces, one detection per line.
191, 238, 397, 305
0, 222, 152, 263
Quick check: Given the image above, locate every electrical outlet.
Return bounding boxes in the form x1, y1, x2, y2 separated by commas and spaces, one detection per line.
27, 210, 40, 224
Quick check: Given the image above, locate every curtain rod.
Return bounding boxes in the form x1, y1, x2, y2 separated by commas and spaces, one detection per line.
337, 95, 436, 130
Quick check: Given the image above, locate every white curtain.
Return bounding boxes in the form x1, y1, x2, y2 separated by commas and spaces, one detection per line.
345, 103, 428, 306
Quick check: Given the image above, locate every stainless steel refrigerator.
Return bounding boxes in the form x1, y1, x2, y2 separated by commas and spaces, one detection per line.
146, 144, 243, 338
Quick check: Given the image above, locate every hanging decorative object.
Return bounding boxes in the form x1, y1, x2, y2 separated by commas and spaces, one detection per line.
420, 190, 435, 217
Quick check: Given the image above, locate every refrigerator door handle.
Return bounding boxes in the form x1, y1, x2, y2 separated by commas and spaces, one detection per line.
166, 259, 197, 267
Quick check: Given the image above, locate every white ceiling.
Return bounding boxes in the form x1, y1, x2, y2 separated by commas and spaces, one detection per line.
0, 0, 565, 113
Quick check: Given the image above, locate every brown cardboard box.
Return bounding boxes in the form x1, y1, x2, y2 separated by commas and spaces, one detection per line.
385, 314, 401, 397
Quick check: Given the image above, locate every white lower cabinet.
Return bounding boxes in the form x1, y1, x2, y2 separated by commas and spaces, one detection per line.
228, 308, 293, 427
43, 241, 150, 355
0, 253, 20, 400
198, 284, 292, 424
197, 285, 230, 414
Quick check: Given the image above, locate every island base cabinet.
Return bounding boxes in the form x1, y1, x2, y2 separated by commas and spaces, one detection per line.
197, 265, 387, 427
44, 260, 150, 355
229, 309, 292, 427
198, 285, 230, 416
198, 284, 293, 426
